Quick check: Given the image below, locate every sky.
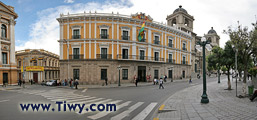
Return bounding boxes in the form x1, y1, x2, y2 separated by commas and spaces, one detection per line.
2, 0, 257, 55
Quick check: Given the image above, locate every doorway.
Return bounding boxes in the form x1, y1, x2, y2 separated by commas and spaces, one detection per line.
33, 73, 38, 83
138, 66, 146, 82
3, 73, 8, 84
19, 73, 22, 80
168, 70, 173, 79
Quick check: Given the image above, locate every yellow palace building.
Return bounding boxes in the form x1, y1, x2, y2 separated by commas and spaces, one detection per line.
0, 2, 18, 85
57, 7, 194, 85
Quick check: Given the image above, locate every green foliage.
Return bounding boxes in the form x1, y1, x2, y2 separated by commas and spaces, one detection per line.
223, 22, 257, 83
221, 66, 227, 72
207, 46, 224, 70
248, 67, 257, 76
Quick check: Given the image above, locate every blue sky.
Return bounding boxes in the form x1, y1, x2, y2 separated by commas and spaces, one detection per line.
3, 0, 109, 46
1, 0, 257, 54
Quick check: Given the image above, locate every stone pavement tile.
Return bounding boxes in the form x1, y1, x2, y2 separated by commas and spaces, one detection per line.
203, 116, 219, 120
198, 113, 214, 118
189, 117, 202, 120
187, 113, 200, 118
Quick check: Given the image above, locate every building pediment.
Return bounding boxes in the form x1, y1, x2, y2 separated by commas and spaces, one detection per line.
0, 2, 18, 19
131, 12, 153, 22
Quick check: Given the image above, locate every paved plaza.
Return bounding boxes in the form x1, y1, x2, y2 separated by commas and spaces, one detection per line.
155, 78, 257, 120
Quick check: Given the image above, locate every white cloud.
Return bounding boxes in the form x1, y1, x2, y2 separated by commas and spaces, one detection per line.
15, 0, 257, 55
64, 0, 75, 4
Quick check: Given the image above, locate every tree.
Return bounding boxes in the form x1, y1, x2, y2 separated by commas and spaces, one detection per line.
224, 22, 257, 84
221, 41, 235, 90
224, 22, 257, 95
207, 46, 223, 83
221, 66, 227, 74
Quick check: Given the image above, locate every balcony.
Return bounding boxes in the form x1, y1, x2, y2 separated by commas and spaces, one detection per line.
96, 54, 112, 59
72, 35, 81, 39
139, 38, 146, 42
168, 43, 173, 48
0, 37, 10, 41
181, 61, 188, 65
69, 54, 84, 60
116, 55, 164, 62
100, 34, 109, 39
166, 59, 175, 64
154, 40, 160, 45
182, 47, 187, 51
122, 36, 130, 40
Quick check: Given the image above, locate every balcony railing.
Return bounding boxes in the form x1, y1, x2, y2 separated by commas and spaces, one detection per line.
116, 54, 164, 61
0, 37, 10, 41
122, 36, 130, 40
96, 54, 112, 59
166, 59, 175, 64
154, 40, 160, 45
69, 54, 84, 59
100, 34, 109, 39
67, 54, 173, 63
139, 38, 146, 42
72, 35, 81, 39
168, 43, 173, 48
181, 61, 188, 65
182, 47, 187, 51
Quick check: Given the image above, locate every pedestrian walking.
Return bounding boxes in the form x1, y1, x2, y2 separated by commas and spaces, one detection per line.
22, 80, 25, 88
18, 79, 22, 87
164, 75, 167, 82
135, 78, 138, 87
2, 81, 6, 87
30, 79, 33, 85
69, 79, 71, 87
65, 79, 67, 86
153, 78, 156, 85
189, 76, 192, 83
70, 79, 74, 88
75, 79, 79, 89
159, 78, 164, 89
105, 78, 108, 86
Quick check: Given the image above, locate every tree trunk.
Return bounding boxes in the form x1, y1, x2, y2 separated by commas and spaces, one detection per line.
239, 70, 242, 81
227, 69, 231, 90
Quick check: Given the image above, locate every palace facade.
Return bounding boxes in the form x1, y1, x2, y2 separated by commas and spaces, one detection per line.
16, 49, 60, 83
0, 2, 18, 85
57, 6, 209, 85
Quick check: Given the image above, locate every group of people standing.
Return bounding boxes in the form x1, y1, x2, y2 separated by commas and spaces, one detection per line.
62, 78, 79, 89
153, 75, 167, 89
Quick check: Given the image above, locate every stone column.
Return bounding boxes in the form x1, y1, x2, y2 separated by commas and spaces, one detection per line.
60, 23, 63, 60
10, 18, 16, 65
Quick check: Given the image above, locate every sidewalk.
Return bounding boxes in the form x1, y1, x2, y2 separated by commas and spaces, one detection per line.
155, 78, 257, 120
57, 79, 178, 89
0, 85, 23, 91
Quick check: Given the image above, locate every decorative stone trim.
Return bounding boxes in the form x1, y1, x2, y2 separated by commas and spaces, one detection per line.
98, 24, 110, 28
71, 25, 82, 29
99, 43, 109, 47
120, 26, 130, 30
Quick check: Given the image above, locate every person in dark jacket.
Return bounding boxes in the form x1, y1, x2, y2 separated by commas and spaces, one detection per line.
250, 90, 257, 101
105, 78, 108, 86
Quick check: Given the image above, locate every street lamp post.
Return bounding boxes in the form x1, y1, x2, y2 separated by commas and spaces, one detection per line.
197, 37, 210, 104
218, 66, 220, 83
117, 65, 121, 86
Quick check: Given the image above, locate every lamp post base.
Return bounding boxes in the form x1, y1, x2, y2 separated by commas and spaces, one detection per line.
201, 94, 209, 103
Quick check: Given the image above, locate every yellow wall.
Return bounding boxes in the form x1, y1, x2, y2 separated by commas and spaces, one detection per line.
60, 19, 192, 64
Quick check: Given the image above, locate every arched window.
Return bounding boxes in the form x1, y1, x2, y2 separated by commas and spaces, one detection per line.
1, 24, 7, 38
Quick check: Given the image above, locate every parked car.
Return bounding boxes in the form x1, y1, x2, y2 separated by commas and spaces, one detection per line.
41, 81, 46, 86
46, 80, 56, 86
